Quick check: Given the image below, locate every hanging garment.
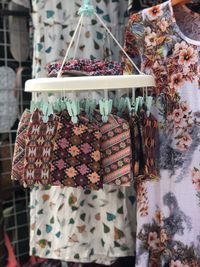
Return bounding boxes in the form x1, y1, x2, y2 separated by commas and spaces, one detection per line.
129, 106, 159, 180
129, 111, 143, 178
124, 1, 200, 266
51, 112, 103, 190
8, 1, 30, 62
139, 105, 159, 181
11, 109, 31, 182
31, 0, 129, 78
30, 185, 136, 265
97, 114, 133, 186
23, 109, 59, 186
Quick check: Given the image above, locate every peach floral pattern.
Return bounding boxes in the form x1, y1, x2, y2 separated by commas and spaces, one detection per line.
146, 5, 163, 20
73, 125, 87, 136
91, 151, 101, 162
166, 101, 193, 152
66, 167, 77, 178
88, 172, 100, 184
69, 146, 80, 157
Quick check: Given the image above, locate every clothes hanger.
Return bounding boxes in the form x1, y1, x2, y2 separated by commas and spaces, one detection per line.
25, 0, 156, 93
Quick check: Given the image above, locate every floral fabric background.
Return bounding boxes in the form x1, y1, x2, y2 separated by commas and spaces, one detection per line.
31, 0, 129, 78
30, 185, 136, 265
124, 1, 200, 266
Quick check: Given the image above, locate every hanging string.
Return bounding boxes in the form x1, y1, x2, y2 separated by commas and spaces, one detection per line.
104, 89, 108, 100
132, 88, 136, 103
71, 15, 84, 100
57, 1, 144, 78
94, 12, 143, 75
57, 14, 84, 78
73, 16, 84, 59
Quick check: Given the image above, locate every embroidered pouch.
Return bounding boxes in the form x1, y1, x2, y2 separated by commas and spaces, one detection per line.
50, 112, 103, 190
97, 114, 133, 186
23, 109, 59, 186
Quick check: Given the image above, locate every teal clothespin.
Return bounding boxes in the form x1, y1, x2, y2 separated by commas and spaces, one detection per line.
39, 92, 54, 123
135, 97, 141, 113
30, 100, 42, 113
78, 0, 95, 16
146, 96, 153, 117
126, 97, 131, 113
99, 99, 113, 123
126, 97, 136, 115
60, 97, 67, 111
113, 96, 119, 109
85, 99, 96, 120
41, 102, 49, 123
117, 97, 127, 116
80, 99, 86, 110
53, 99, 62, 113
138, 96, 144, 108
41, 102, 54, 123
67, 99, 80, 124
30, 100, 37, 113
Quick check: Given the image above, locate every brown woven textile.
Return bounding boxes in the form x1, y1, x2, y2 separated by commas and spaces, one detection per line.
23, 109, 59, 186
11, 109, 31, 182
51, 112, 103, 190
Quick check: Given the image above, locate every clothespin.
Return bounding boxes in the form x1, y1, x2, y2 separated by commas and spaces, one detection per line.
40, 93, 48, 122
30, 101, 37, 113
67, 99, 80, 124
59, 97, 65, 111
146, 96, 153, 117
30, 92, 41, 113
117, 97, 127, 116
80, 99, 86, 110
126, 97, 136, 116
40, 93, 54, 123
78, 0, 95, 16
42, 102, 54, 123
126, 97, 131, 112
53, 99, 62, 113
99, 99, 113, 123
135, 97, 141, 113
85, 99, 96, 120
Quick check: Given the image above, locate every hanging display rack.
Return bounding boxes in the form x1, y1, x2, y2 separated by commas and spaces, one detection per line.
25, 0, 156, 93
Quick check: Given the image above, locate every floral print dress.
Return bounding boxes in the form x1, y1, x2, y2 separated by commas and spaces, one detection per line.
31, 0, 129, 78
124, 1, 200, 266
